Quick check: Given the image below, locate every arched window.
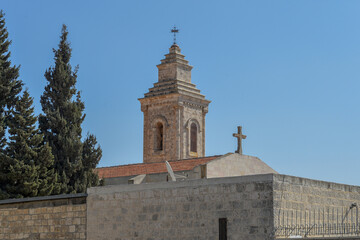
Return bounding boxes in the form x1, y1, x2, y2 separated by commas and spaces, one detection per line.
190, 123, 197, 152
155, 122, 164, 151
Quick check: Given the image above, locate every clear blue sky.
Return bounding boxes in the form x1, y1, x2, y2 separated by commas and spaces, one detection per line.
2, 1, 360, 186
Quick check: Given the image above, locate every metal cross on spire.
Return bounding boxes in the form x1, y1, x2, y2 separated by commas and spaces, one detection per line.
171, 26, 179, 45
233, 126, 247, 155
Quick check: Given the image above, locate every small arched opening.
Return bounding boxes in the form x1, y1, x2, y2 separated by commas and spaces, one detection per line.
154, 122, 164, 151
190, 122, 197, 153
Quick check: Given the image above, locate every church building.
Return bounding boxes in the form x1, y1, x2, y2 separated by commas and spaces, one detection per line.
96, 43, 276, 185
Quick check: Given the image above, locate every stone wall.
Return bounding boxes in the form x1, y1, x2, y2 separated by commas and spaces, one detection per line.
273, 174, 360, 227
0, 194, 87, 240
2, 173, 360, 240
141, 95, 179, 163
87, 174, 275, 240
181, 98, 206, 159
140, 94, 207, 163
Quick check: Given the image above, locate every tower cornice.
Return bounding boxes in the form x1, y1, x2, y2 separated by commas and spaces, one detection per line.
139, 93, 210, 111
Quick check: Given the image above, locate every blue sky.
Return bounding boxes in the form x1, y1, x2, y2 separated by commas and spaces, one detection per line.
2, 1, 360, 185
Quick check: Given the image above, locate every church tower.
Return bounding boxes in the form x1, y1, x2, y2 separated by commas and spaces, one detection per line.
139, 44, 210, 163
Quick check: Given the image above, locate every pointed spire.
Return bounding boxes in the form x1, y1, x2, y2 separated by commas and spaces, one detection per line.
143, 45, 206, 99
158, 44, 190, 74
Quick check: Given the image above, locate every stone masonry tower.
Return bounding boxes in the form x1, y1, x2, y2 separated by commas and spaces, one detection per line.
139, 44, 210, 163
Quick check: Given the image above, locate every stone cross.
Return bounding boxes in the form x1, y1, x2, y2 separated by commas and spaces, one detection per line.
233, 126, 246, 154
171, 26, 179, 44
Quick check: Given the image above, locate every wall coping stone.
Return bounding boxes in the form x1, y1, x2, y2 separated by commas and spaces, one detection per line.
277, 237, 360, 240
88, 173, 360, 196
0, 193, 87, 205
88, 173, 275, 195
274, 174, 360, 192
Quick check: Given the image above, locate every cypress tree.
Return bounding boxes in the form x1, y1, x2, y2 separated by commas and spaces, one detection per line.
39, 24, 101, 194
5, 90, 60, 198
0, 10, 22, 149
5, 90, 39, 198
0, 10, 23, 199
75, 133, 102, 192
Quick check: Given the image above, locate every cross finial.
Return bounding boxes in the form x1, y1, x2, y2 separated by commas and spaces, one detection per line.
171, 26, 179, 45
233, 126, 247, 154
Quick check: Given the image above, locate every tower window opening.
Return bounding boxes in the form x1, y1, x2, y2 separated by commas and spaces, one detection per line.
190, 123, 197, 152
155, 122, 164, 151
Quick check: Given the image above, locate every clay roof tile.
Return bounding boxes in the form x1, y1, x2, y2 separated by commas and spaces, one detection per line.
96, 155, 220, 179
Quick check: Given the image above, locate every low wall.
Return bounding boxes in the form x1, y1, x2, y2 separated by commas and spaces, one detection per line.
273, 174, 360, 238
87, 174, 275, 240
0, 194, 87, 240
1, 173, 359, 240
274, 174, 360, 223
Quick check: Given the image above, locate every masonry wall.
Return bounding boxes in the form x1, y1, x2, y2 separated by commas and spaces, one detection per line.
87, 174, 275, 240
181, 100, 206, 159
141, 95, 207, 163
0, 194, 87, 240
141, 96, 179, 163
273, 174, 360, 227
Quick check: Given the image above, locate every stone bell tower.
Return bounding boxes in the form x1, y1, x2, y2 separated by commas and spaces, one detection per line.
139, 44, 210, 163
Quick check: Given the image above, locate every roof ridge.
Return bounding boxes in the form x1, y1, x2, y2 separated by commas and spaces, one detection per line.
96, 155, 222, 170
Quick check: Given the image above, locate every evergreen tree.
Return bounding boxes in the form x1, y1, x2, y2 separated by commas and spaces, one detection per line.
0, 10, 23, 199
5, 90, 60, 198
36, 144, 60, 196
39, 24, 101, 194
0, 10, 22, 149
75, 133, 102, 192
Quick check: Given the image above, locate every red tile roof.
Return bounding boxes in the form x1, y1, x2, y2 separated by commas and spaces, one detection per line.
96, 155, 221, 179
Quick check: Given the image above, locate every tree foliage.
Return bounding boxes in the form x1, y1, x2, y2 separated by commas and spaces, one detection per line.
39, 25, 101, 194
6, 90, 61, 198
0, 12, 101, 199
0, 10, 23, 199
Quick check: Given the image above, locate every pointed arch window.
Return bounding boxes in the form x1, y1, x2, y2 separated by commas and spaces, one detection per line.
190, 123, 197, 152
155, 122, 164, 151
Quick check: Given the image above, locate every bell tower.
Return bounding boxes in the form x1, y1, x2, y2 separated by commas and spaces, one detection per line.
139, 44, 210, 163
